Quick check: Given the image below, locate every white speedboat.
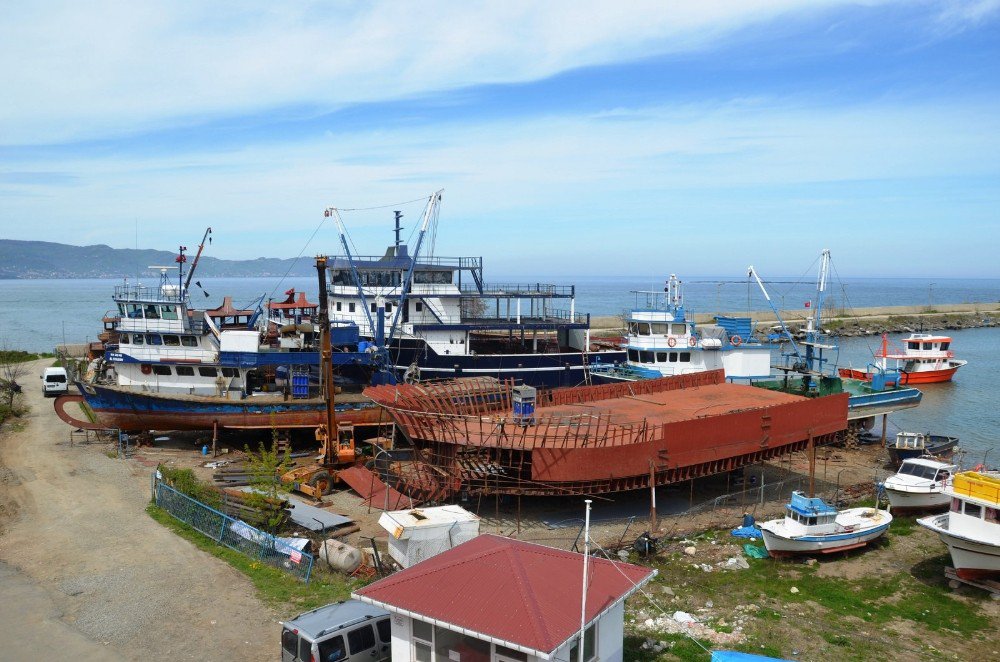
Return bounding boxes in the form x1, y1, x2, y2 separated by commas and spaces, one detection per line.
918, 471, 1000, 580
883, 457, 957, 514
759, 491, 892, 557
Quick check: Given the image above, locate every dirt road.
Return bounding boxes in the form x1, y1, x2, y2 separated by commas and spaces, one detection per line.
0, 360, 278, 660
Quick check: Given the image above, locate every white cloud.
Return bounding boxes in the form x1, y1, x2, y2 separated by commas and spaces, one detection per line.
1, 0, 908, 144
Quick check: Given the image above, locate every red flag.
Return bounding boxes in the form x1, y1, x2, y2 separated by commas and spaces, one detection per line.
804, 301, 811, 308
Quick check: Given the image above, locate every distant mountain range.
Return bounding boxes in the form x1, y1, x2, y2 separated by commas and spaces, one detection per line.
0, 240, 316, 279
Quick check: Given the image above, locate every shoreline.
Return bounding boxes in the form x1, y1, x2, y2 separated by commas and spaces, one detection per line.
591, 302, 1000, 337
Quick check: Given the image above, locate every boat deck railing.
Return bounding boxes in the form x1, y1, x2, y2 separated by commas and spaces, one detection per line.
461, 283, 576, 299
114, 283, 187, 303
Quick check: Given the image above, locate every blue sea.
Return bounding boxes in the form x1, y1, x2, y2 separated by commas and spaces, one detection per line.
1, 275, 997, 458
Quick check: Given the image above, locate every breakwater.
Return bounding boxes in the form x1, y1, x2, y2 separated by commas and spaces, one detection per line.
591, 302, 1000, 337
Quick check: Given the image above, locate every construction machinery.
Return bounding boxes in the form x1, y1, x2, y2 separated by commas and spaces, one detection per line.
280, 255, 362, 500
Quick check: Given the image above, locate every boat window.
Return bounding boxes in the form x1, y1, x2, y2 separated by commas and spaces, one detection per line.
679, 352, 691, 362
348, 303, 356, 313
907, 341, 920, 350
669, 352, 678, 363
132, 334, 143, 345
414, 270, 451, 284
627, 322, 639, 335
144, 304, 160, 319
670, 323, 686, 335
385, 302, 392, 313
964, 503, 982, 519
650, 323, 668, 334
640, 351, 654, 363
628, 349, 639, 362
922, 343, 932, 350
163, 335, 180, 346
160, 305, 178, 320
940, 341, 950, 350
146, 334, 162, 345
127, 304, 143, 318
656, 352, 667, 362
638, 323, 651, 336
335, 301, 342, 312
805, 516, 817, 526
152, 365, 171, 376
198, 367, 218, 377
119, 334, 129, 344
181, 336, 198, 347
951, 498, 961, 513
117, 303, 126, 316
415, 301, 423, 312
370, 303, 377, 313
221, 368, 238, 378
175, 366, 194, 376
987, 508, 1000, 524
330, 269, 353, 285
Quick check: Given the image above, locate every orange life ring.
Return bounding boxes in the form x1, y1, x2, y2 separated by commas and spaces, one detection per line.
731, 335, 742, 346
140, 364, 152, 375
689, 336, 697, 347
667, 337, 677, 348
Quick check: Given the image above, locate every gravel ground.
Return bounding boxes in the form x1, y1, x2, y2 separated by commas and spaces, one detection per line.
0, 360, 279, 661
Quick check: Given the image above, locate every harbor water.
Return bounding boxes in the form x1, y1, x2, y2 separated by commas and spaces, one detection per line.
1, 276, 997, 459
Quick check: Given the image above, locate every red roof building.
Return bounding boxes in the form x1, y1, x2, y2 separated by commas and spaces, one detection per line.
353, 533, 655, 661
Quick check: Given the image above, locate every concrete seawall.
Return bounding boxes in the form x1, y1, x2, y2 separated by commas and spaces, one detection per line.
590, 302, 1000, 336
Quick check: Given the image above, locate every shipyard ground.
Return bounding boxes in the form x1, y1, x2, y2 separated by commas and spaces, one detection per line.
0, 359, 277, 661
2, 358, 998, 660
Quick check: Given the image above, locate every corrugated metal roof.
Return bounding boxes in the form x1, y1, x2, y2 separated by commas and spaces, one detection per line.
354, 534, 655, 655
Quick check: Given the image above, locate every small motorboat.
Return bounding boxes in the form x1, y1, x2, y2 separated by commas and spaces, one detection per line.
839, 333, 967, 385
918, 471, 1000, 581
882, 457, 957, 514
886, 431, 958, 466
759, 491, 892, 557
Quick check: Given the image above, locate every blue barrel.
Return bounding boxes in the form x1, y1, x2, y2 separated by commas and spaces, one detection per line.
292, 374, 309, 398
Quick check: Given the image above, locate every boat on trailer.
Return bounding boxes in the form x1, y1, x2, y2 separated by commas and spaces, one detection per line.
759, 491, 892, 557
918, 471, 1000, 581
882, 457, 957, 513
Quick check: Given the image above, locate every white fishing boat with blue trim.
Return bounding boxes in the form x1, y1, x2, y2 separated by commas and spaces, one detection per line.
588, 274, 773, 384
759, 491, 892, 557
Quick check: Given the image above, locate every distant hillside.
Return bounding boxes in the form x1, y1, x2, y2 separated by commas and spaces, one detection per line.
0, 240, 316, 279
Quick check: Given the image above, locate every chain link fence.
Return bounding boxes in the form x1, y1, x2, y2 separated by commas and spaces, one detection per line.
152, 473, 314, 582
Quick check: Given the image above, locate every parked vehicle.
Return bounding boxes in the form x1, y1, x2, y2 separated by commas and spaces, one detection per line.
281, 600, 391, 662
41, 367, 68, 396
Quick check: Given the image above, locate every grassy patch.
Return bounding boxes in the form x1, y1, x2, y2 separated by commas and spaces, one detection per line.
0, 350, 43, 363
147, 504, 356, 610
890, 516, 918, 536
624, 634, 713, 661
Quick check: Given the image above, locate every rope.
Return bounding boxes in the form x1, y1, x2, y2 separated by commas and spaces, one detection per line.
267, 214, 328, 302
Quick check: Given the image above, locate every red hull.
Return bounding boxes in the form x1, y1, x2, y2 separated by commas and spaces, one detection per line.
838, 366, 960, 385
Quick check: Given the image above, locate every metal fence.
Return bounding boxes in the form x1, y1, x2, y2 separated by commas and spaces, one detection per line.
152, 474, 314, 583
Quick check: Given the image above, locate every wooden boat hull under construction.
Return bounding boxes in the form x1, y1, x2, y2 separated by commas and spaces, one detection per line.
364, 369, 849, 497
54, 382, 386, 432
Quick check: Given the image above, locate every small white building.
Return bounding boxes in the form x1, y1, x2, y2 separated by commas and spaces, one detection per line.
353, 533, 656, 662
378, 505, 480, 568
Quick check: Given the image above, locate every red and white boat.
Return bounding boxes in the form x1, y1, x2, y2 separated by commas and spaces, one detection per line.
839, 333, 967, 385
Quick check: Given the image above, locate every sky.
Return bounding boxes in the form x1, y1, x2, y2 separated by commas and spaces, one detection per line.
2, 1, 999, 279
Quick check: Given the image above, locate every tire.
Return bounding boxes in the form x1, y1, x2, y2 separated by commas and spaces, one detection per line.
308, 470, 333, 495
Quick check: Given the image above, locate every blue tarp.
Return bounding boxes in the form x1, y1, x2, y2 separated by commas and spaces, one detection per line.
712, 651, 794, 661
731, 525, 762, 539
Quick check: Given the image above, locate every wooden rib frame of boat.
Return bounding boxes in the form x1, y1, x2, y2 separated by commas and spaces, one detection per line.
363, 368, 848, 498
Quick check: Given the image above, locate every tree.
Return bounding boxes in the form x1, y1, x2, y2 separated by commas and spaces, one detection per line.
242, 429, 292, 532
0, 347, 30, 421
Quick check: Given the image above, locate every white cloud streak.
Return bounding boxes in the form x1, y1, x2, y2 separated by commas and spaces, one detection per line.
0, 0, 910, 144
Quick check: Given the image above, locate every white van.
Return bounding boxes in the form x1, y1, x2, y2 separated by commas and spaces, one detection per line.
281, 600, 391, 662
41, 367, 69, 396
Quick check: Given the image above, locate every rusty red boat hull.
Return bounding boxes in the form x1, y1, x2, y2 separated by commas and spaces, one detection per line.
364, 370, 849, 496
58, 382, 386, 432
